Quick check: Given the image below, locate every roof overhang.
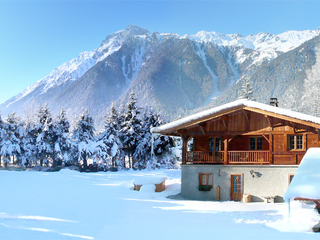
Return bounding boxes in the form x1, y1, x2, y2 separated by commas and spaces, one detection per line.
152, 99, 320, 136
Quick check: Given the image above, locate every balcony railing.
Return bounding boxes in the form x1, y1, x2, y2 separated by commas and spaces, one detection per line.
228, 151, 270, 164
186, 151, 270, 164
186, 151, 224, 164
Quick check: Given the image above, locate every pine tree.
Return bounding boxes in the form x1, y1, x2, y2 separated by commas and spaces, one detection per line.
72, 109, 98, 171
120, 92, 142, 169
20, 120, 37, 167
52, 109, 73, 167
5, 112, 22, 165
239, 78, 254, 100
0, 114, 6, 167
133, 109, 153, 169
98, 104, 123, 170
35, 104, 54, 167
134, 108, 174, 169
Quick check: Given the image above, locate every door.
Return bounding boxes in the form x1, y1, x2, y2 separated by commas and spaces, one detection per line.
231, 174, 243, 201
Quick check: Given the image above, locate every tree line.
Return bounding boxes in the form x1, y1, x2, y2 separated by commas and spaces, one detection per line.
0, 93, 175, 171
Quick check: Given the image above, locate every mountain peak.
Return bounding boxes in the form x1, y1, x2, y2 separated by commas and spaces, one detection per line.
123, 25, 149, 36
100, 25, 149, 49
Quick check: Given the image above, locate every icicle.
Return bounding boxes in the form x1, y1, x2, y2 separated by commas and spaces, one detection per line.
151, 133, 154, 158
287, 199, 291, 223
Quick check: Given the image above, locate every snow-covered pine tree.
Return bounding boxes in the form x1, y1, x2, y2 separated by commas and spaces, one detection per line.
238, 78, 254, 100
35, 104, 54, 167
20, 119, 37, 167
52, 109, 73, 167
98, 103, 124, 170
120, 92, 142, 169
132, 109, 153, 170
0, 121, 11, 167
72, 109, 100, 171
134, 108, 174, 170
3, 112, 22, 165
117, 103, 127, 167
0, 114, 6, 167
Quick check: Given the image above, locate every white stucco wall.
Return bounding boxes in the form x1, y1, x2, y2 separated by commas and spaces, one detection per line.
181, 165, 298, 202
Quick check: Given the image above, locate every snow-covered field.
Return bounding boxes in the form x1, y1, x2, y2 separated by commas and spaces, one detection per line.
0, 169, 319, 240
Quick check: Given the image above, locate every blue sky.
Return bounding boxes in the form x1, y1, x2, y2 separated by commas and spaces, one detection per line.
0, 0, 320, 105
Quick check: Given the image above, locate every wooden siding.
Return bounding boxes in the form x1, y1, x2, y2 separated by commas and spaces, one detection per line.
188, 109, 320, 165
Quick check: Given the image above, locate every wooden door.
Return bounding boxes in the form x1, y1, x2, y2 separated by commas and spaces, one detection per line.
231, 174, 243, 201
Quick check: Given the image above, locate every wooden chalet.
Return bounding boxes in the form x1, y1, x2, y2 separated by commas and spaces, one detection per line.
152, 99, 320, 202
153, 99, 320, 166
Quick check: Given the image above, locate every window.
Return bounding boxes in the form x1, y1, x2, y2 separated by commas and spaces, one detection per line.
288, 135, 303, 150
199, 173, 213, 191
250, 137, 263, 150
209, 138, 221, 151
289, 174, 294, 185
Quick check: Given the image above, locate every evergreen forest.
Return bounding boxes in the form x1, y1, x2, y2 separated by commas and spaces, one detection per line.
0, 93, 178, 171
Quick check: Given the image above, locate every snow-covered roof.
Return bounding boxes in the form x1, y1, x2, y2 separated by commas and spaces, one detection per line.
152, 99, 320, 135
284, 148, 320, 201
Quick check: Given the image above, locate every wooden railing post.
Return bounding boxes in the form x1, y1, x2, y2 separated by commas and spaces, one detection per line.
269, 133, 273, 164
181, 135, 189, 164
224, 139, 228, 165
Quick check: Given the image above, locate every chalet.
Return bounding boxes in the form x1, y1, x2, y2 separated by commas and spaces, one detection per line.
152, 99, 320, 202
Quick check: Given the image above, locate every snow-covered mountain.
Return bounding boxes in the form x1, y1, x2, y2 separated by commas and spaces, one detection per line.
2, 25, 320, 128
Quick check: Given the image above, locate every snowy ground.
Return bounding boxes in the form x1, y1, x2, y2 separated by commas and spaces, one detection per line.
0, 169, 319, 240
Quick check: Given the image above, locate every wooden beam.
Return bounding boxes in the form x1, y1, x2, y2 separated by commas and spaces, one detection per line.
177, 129, 187, 134
242, 110, 249, 122
265, 115, 271, 127
181, 134, 190, 164
199, 125, 205, 135
224, 139, 228, 165
269, 133, 273, 164
220, 117, 227, 130
198, 123, 206, 135
262, 134, 270, 143
291, 122, 296, 133
228, 135, 236, 143
284, 133, 288, 151
174, 130, 313, 137
303, 133, 307, 151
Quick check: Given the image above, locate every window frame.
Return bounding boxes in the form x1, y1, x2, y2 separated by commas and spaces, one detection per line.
209, 137, 222, 152
249, 137, 263, 150
288, 135, 303, 150
198, 173, 213, 191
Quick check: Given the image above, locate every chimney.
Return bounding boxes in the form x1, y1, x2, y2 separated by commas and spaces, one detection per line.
269, 98, 278, 107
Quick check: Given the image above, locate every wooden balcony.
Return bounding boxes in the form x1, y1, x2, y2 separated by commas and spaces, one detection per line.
186, 151, 270, 165
186, 151, 224, 164
228, 151, 270, 164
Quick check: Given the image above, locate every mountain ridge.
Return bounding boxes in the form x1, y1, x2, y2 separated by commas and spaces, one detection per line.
2, 25, 320, 129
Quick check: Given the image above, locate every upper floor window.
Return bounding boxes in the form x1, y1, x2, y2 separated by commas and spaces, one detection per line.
288, 135, 303, 150
250, 137, 263, 150
209, 138, 221, 152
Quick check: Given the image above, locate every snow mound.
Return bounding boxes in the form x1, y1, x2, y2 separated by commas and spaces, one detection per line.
139, 184, 156, 193
267, 201, 320, 233
284, 147, 320, 201
133, 176, 167, 185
